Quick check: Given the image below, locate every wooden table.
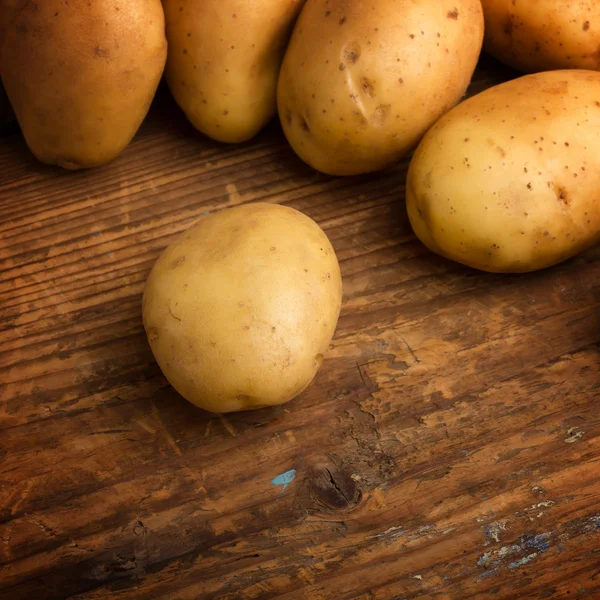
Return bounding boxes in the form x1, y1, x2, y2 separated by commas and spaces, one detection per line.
1, 56, 599, 600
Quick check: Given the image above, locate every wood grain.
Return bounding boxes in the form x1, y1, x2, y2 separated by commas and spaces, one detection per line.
1, 55, 599, 600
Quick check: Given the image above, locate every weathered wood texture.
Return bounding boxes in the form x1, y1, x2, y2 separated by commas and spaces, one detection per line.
1, 57, 599, 600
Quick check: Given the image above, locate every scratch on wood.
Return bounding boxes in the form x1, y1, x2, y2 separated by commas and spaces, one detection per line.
137, 419, 157, 435
402, 337, 421, 364
1, 523, 14, 562
151, 402, 183, 456
10, 479, 35, 515
29, 517, 57, 538
220, 415, 237, 437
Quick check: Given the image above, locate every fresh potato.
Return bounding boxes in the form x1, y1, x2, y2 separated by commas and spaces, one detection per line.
406, 70, 600, 273
277, 0, 484, 176
481, 0, 600, 73
0, 0, 167, 169
164, 0, 305, 143
142, 203, 342, 413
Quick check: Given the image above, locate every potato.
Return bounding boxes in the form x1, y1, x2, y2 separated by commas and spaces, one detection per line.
0, 0, 167, 169
406, 70, 600, 273
142, 203, 342, 413
277, 0, 484, 176
163, 0, 305, 143
481, 0, 600, 73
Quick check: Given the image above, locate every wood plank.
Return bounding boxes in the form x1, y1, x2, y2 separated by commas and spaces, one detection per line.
1, 56, 599, 599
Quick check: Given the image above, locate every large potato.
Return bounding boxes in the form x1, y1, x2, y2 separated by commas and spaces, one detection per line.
482, 0, 600, 73
142, 203, 342, 413
406, 70, 600, 273
277, 0, 484, 176
0, 0, 167, 169
164, 0, 305, 143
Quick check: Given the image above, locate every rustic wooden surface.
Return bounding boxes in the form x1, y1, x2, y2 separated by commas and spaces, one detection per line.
1, 56, 599, 600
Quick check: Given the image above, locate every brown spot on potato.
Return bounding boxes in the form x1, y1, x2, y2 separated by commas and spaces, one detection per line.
371, 104, 390, 126
554, 184, 570, 206
94, 46, 110, 59
447, 9, 459, 19
339, 63, 346, 71
496, 146, 506, 157
543, 81, 569, 95
503, 20, 513, 35
583, 21, 590, 31
342, 42, 361, 64
325, 10, 331, 16
398, 77, 404, 84
361, 77, 375, 98
339, 16, 346, 25
300, 118, 311, 132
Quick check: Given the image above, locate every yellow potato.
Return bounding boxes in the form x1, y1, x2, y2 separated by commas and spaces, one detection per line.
164, 0, 305, 143
406, 70, 600, 273
142, 203, 342, 413
277, 0, 484, 176
482, 0, 600, 73
0, 0, 167, 169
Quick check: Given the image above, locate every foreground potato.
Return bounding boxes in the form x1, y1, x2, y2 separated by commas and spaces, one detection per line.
143, 203, 342, 413
482, 0, 600, 73
277, 0, 484, 175
164, 0, 305, 143
406, 70, 600, 273
0, 0, 167, 169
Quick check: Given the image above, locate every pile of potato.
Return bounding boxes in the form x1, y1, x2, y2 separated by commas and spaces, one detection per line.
2, 0, 599, 413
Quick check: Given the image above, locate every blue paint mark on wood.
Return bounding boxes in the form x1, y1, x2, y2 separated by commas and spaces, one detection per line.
271, 469, 296, 493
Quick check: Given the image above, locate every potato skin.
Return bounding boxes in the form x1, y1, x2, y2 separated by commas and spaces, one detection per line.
482, 0, 600, 73
164, 0, 305, 144
0, 0, 167, 169
142, 203, 342, 413
406, 70, 600, 273
277, 0, 483, 176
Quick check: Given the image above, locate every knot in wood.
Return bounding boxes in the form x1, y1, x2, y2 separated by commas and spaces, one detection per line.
310, 465, 362, 512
